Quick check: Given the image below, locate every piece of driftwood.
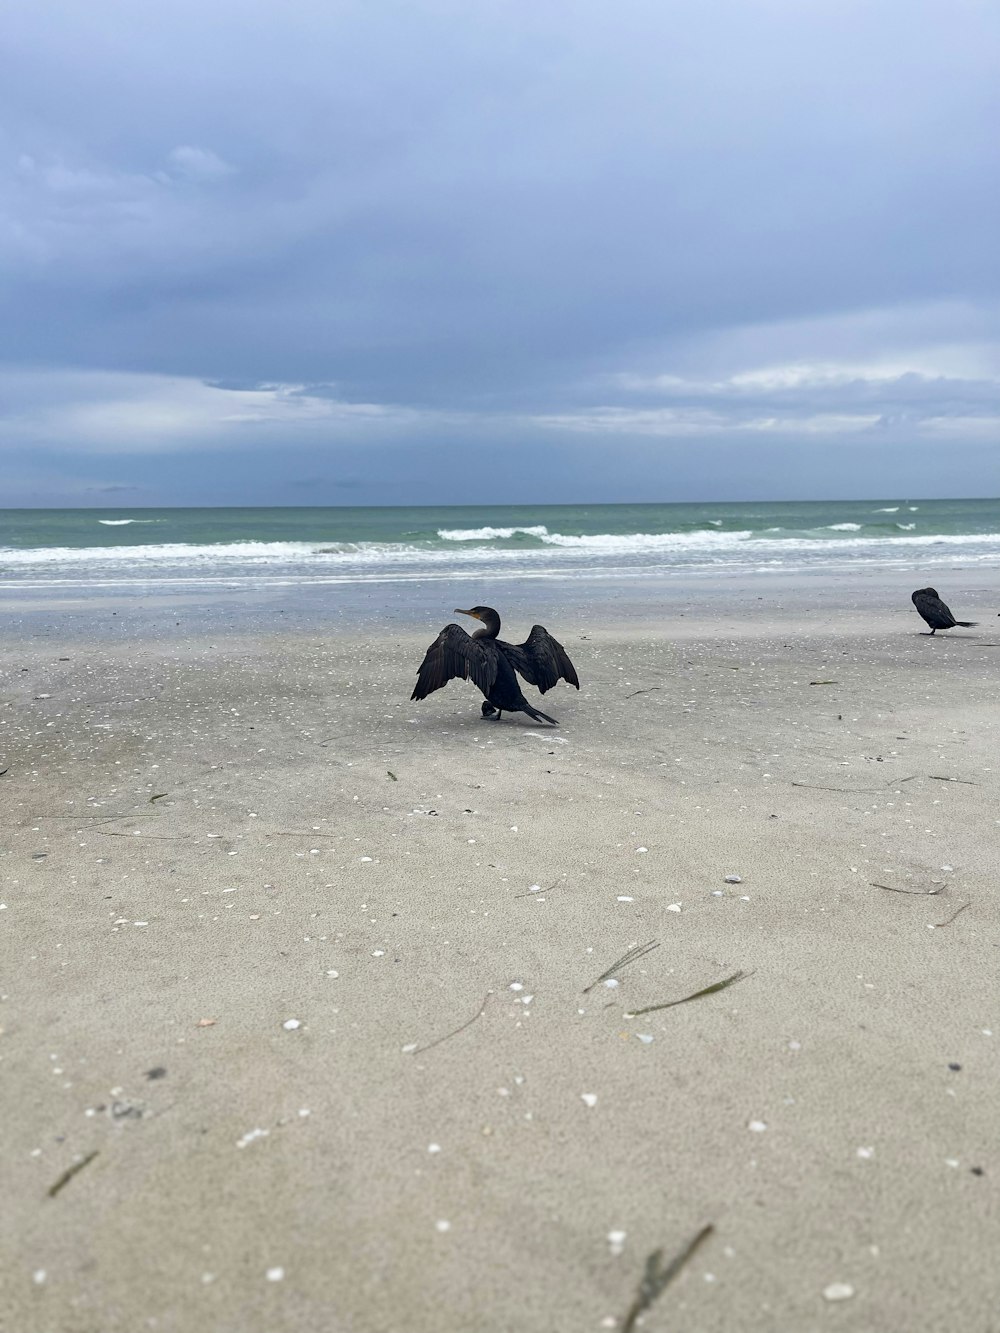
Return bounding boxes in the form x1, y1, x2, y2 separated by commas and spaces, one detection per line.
621, 1225, 715, 1332
406, 993, 490, 1055
870, 881, 944, 896
791, 782, 884, 793
934, 901, 970, 928
625, 970, 751, 1017
583, 940, 660, 994
48, 1151, 99, 1199
513, 878, 562, 899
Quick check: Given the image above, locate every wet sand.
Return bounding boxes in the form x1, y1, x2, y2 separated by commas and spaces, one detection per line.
2, 599, 998, 1331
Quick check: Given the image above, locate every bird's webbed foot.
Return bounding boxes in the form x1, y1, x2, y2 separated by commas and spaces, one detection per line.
481, 701, 498, 717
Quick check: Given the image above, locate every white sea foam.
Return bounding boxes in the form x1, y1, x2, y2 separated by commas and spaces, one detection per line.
4, 527, 1000, 590
0, 540, 327, 565
4, 528, 1000, 567
826, 522, 862, 531
536, 529, 754, 550
438, 525, 549, 540
896, 522, 916, 530
873, 507, 899, 513
97, 518, 157, 525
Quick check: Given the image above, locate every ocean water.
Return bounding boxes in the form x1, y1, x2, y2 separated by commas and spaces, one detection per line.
1, 499, 999, 592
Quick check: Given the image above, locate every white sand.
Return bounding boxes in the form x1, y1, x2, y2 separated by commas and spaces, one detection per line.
2, 604, 998, 1330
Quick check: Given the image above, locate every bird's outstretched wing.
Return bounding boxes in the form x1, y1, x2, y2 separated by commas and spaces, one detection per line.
411, 624, 497, 700
501, 624, 580, 694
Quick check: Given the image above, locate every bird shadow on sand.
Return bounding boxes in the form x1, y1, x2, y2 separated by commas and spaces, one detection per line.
916, 634, 1000, 645
437, 711, 565, 731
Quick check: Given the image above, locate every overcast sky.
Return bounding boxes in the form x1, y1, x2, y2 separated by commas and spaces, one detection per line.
2, 0, 999, 506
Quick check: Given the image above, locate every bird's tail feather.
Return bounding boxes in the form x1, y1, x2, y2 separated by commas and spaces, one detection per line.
523, 703, 558, 726
957, 621, 978, 627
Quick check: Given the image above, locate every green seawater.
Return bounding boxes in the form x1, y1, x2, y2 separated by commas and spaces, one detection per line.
2, 498, 999, 550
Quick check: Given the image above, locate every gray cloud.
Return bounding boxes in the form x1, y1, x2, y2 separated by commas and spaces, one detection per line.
1, 0, 998, 502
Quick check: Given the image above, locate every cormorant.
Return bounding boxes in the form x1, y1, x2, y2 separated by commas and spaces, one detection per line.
911, 587, 977, 634
411, 606, 580, 725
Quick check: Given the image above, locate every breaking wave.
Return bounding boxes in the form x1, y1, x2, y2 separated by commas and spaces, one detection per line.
2, 526, 1000, 580
438, 524, 549, 540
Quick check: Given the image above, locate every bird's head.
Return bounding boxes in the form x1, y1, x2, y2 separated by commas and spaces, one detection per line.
455, 606, 501, 637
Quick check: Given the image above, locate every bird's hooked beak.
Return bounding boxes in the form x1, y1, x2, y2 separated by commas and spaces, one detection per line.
454, 608, 481, 620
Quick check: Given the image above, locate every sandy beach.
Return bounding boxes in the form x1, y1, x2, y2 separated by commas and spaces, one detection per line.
2, 585, 998, 1332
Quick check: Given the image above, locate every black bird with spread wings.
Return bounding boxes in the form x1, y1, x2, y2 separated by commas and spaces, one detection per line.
911, 587, 977, 634
411, 606, 580, 725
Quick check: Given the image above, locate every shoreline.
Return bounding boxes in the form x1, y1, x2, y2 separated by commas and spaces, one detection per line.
1, 561, 997, 636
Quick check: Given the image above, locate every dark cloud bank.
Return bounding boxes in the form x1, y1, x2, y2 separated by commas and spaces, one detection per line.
2, 0, 998, 505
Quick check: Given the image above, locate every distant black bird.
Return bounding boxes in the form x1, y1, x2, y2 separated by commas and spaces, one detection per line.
411, 606, 580, 725
911, 587, 977, 635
